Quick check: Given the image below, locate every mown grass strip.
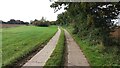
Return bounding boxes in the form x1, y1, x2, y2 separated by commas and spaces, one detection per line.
2, 26, 57, 67
44, 28, 65, 67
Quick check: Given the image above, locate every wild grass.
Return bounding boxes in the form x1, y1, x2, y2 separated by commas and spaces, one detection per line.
2, 26, 57, 67
65, 25, 120, 66
44, 28, 65, 67
0, 28, 2, 68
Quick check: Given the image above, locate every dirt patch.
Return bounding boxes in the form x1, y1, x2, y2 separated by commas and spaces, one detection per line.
110, 27, 120, 38
63, 33, 68, 67
0, 24, 25, 28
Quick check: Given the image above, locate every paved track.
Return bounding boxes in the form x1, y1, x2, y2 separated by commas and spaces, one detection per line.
64, 29, 90, 66
22, 27, 61, 68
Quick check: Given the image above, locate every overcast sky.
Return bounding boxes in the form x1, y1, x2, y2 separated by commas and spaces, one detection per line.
0, 0, 65, 22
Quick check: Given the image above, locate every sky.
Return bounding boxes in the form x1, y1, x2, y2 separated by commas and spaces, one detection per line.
117, 14, 120, 26
0, 0, 65, 22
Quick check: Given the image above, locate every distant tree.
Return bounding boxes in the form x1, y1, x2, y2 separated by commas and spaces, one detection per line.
32, 17, 49, 27
8, 19, 16, 24
40, 17, 46, 22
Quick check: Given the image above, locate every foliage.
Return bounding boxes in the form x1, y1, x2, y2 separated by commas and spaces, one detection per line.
65, 25, 120, 66
52, 2, 120, 66
51, 2, 120, 46
32, 20, 50, 27
31, 17, 50, 27
49, 21, 57, 25
1, 19, 29, 25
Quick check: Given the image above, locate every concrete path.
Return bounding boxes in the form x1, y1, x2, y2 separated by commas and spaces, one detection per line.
64, 29, 90, 66
22, 27, 61, 67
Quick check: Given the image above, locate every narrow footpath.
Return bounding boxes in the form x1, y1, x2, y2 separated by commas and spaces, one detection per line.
64, 29, 90, 66
22, 27, 61, 68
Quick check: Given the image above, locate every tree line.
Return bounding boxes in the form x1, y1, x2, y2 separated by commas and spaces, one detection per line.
50, 2, 120, 46
31, 17, 56, 27
1, 19, 29, 25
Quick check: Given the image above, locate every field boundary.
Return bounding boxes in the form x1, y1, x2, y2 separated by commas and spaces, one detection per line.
1, 24, 26, 28
2, 27, 58, 68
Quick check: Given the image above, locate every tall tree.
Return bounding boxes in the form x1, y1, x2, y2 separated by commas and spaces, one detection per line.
51, 2, 120, 45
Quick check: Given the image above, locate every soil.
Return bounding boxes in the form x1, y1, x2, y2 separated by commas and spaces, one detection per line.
0, 24, 25, 28
111, 27, 120, 38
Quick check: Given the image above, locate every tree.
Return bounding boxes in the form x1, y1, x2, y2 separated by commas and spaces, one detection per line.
50, 2, 120, 45
40, 17, 46, 22
32, 17, 49, 27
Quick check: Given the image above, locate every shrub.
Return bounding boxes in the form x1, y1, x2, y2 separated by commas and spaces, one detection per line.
32, 21, 49, 27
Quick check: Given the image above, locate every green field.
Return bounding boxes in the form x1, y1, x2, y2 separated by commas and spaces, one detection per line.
44, 28, 65, 67
0, 28, 2, 68
2, 26, 57, 66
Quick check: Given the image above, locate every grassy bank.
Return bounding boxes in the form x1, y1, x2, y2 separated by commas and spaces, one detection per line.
44, 28, 65, 67
2, 26, 57, 67
65, 26, 120, 66
0, 28, 2, 68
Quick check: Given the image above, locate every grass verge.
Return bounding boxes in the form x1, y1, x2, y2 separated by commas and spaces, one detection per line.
44, 28, 65, 67
64, 25, 120, 66
2, 26, 57, 67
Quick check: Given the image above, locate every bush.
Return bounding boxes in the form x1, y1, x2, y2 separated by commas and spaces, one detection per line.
32, 21, 49, 27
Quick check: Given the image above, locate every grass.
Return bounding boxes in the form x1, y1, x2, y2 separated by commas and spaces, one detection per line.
64, 25, 120, 66
2, 25, 57, 67
0, 28, 2, 68
44, 28, 65, 67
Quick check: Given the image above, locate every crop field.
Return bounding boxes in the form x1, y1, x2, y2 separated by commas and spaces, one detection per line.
2, 26, 57, 66
0, 24, 24, 28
